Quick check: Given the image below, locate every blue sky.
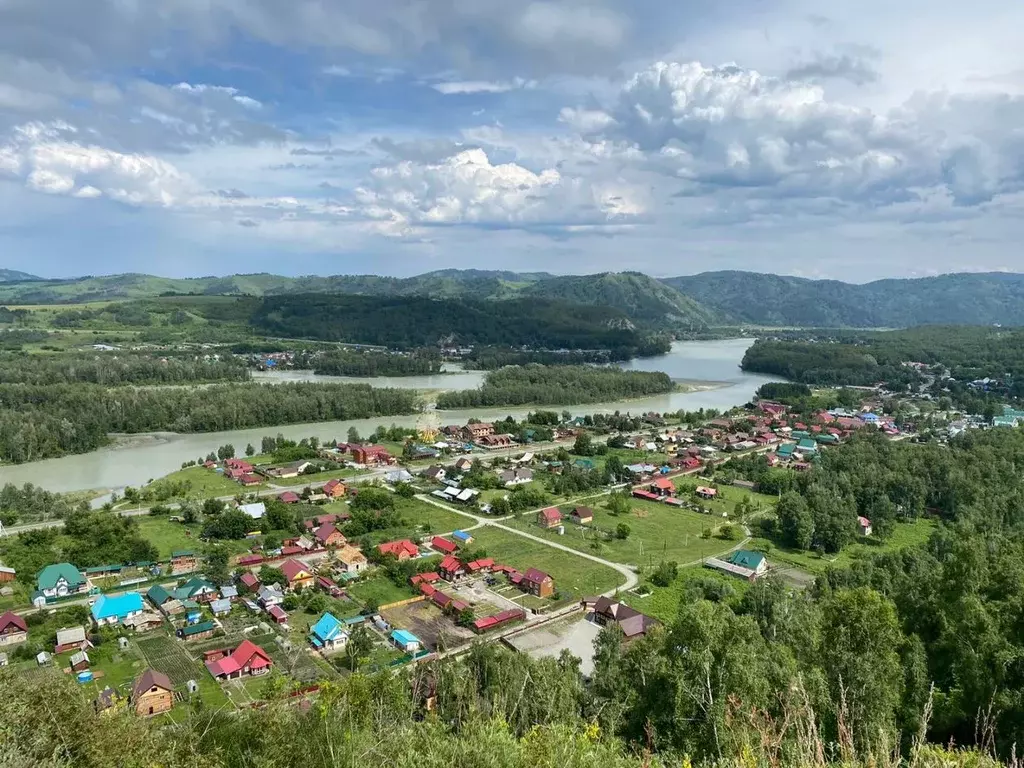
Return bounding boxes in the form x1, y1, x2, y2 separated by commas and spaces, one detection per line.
1, 0, 1023, 281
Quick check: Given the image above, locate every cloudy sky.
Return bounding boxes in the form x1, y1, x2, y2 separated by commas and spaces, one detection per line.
1, 0, 1023, 281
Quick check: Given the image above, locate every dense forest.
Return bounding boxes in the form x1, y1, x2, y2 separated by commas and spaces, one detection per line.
436, 365, 674, 408
305, 349, 443, 376
462, 339, 672, 369
0, 382, 417, 462
251, 294, 651, 350
0, 352, 249, 386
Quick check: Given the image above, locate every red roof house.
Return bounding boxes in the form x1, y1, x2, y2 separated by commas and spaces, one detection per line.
518, 568, 554, 598
410, 572, 440, 586
267, 605, 288, 623
323, 479, 347, 498
239, 474, 261, 486
351, 445, 394, 466
431, 536, 458, 555
278, 491, 300, 504
419, 583, 437, 597
536, 507, 563, 529
225, 458, 254, 472
314, 523, 345, 547
378, 539, 419, 560
0, 610, 28, 644
205, 640, 273, 679
466, 557, 495, 573
278, 559, 314, 589
239, 572, 260, 591
652, 477, 675, 495
439, 555, 465, 581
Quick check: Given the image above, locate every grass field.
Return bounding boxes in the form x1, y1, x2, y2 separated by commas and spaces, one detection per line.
468, 526, 626, 598
622, 568, 751, 623
747, 517, 938, 575
147, 465, 258, 498
134, 517, 201, 558
333, 496, 474, 546
266, 467, 360, 486
347, 576, 414, 608
506, 497, 731, 568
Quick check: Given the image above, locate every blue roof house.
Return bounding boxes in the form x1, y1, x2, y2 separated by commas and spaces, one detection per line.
391, 629, 421, 652
308, 612, 349, 651
91, 592, 144, 626
452, 530, 474, 544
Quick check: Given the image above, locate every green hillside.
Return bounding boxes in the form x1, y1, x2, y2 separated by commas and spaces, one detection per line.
664, 270, 1024, 327
0, 269, 40, 283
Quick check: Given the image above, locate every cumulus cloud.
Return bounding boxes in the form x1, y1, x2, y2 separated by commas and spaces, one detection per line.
568, 60, 1024, 207
352, 147, 643, 233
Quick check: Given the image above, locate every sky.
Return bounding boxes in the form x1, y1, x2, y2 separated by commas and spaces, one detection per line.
1, 1, 1023, 282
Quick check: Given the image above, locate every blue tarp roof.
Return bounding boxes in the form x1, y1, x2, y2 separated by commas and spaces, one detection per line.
452, 530, 471, 541
391, 629, 420, 647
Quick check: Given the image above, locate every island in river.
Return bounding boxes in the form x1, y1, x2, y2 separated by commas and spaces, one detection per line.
0, 339, 781, 494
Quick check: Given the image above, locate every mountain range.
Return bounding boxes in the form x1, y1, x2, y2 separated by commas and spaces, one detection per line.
3, 268, 1024, 329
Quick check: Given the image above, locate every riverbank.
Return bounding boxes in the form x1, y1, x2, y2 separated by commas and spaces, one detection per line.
0, 339, 782, 493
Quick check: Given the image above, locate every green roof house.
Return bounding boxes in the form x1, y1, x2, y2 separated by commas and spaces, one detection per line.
797, 438, 818, 452
728, 550, 767, 575
777, 443, 796, 458
173, 577, 216, 602
36, 564, 87, 600
146, 585, 175, 607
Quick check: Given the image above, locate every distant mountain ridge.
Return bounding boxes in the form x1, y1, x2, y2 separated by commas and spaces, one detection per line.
6, 267, 1024, 328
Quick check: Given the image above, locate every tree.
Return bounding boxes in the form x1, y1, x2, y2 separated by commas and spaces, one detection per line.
347, 426, 362, 444
605, 454, 624, 481
606, 491, 630, 516
572, 432, 594, 457
776, 491, 813, 550
651, 560, 678, 587
819, 587, 905, 749
204, 549, 230, 587
245, 443, 255, 456
217, 443, 236, 460
202, 498, 225, 517
344, 624, 375, 671
350, 487, 395, 513
616, 522, 631, 540
261, 435, 277, 454
180, 499, 199, 525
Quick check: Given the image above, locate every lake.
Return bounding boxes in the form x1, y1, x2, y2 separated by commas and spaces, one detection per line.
0, 338, 779, 494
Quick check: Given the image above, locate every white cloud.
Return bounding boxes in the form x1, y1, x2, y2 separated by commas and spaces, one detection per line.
432, 78, 536, 95
353, 147, 642, 233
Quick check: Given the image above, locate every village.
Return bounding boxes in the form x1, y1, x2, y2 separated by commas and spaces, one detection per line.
0, 391, 917, 718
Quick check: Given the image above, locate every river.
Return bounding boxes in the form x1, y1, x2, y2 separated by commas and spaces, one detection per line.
0, 339, 779, 494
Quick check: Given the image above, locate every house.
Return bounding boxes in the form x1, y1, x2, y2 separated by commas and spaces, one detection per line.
336, 545, 368, 573
0, 564, 15, 583
632, 489, 659, 501
438, 555, 465, 582
308, 612, 349, 652
54, 626, 89, 654
314, 522, 346, 548
391, 629, 421, 652
267, 605, 288, 624
452, 530, 473, 545
517, 568, 554, 598
500, 467, 534, 486
170, 551, 199, 575
431, 536, 458, 555
210, 598, 232, 617
224, 458, 253, 473
385, 469, 414, 484
93, 686, 121, 714
36, 563, 87, 600
257, 584, 285, 607
91, 593, 145, 626
278, 559, 315, 591
178, 621, 217, 641
569, 507, 594, 524
695, 486, 717, 499
132, 669, 174, 717
238, 502, 266, 520
205, 640, 273, 680
174, 577, 217, 603
465, 557, 494, 574
239, 572, 260, 592
69, 651, 90, 672
378, 539, 419, 560
587, 597, 659, 640
706, 550, 768, 581
472, 609, 526, 633
422, 465, 447, 482
0, 611, 28, 646
220, 585, 238, 600
410, 571, 441, 586
239, 473, 262, 486
351, 445, 394, 466
260, 461, 312, 479
477, 434, 512, 449
323, 479, 347, 498
146, 584, 176, 609
858, 516, 873, 536
278, 491, 300, 504
463, 422, 495, 440
537, 507, 563, 529
454, 458, 473, 472
652, 477, 675, 496
125, 612, 164, 633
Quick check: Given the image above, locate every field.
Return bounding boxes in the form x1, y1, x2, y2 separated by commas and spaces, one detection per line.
621, 568, 751, 623
327, 496, 474, 547
506, 496, 736, 568
146, 465, 259, 498
467, 526, 626, 598
266, 467, 360, 486
134, 517, 202, 558
347, 576, 414, 608
747, 517, 938, 576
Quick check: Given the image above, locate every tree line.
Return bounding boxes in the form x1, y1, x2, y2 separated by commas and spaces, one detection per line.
0, 351, 249, 386
304, 348, 442, 377
436, 365, 674, 408
0, 382, 418, 463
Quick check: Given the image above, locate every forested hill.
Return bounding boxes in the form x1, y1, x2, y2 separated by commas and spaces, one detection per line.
663, 270, 1024, 327
0, 269, 39, 282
